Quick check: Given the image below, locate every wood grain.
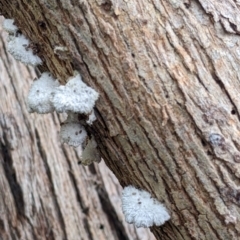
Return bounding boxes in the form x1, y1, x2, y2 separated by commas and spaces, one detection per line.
1, 0, 240, 239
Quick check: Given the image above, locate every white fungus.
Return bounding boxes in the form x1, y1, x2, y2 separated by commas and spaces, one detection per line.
121, 185, 170, 228
7, 34, 42, 66
27, 72, 60, 114
60, 121, 87, 147
51, 74, 99, 114
3, 19, 18, 34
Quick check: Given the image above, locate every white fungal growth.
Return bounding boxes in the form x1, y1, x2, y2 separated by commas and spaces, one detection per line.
60, 121, 87, 147
27, 72, 60, 114
7, 34, 42, 66
51, 74, 99, 114
3, 19, 18, 34
122, 186, 170, 228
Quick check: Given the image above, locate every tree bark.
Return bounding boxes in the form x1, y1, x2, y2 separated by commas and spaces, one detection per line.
0, 19, 153, 240
1, 0, 240, 239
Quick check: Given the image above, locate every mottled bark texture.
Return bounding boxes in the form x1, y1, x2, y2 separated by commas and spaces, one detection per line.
0, 20, 153, 240
1, 0, 240, 239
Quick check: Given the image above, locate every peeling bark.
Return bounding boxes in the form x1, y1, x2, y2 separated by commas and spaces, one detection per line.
1, 0, 240, 239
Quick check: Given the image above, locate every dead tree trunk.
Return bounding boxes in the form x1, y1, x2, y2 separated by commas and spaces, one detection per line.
0, 19, 153, 240
1, 0, 240, 239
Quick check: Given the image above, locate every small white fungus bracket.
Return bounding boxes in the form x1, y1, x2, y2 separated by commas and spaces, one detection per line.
3, 18, 42, 66
122, 185, 170, 228
51, 73, 99, 114
27, 72, 60, 114
7, 34, 42, 66
3, 19, 18, 34
60, 121, 87, 148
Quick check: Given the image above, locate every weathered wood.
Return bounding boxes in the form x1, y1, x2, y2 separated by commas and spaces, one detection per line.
0, 19, 153, 240
1, 0, 240, 239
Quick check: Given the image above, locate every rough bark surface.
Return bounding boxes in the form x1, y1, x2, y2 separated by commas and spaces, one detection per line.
0, 20, 154, 240
1, 0, 240, 239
